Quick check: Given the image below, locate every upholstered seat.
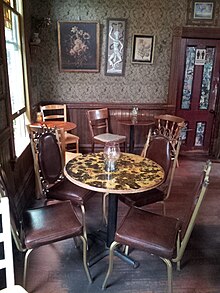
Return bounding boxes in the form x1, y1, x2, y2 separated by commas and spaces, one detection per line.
27, 126, 94, 241
47, 177, 92, 206
102, 160, 211, 293
23, 201, 83, 249
0, 166, 92, 289
93, 132, 125, 143
115, 207, 181, 259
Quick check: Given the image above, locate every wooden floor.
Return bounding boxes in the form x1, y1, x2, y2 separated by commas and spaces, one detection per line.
11, 156, 220, 292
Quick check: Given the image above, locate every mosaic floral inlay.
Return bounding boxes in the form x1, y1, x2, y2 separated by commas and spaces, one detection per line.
65, 152, 164, 193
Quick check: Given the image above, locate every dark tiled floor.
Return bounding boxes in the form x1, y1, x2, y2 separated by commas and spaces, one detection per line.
12, 157, 220, 292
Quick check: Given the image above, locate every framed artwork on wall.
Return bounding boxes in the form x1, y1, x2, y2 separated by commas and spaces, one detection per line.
187, 0, 219, 25
57, 21, 100, 72
105, 18, 127, 76
131, 34, 155, 64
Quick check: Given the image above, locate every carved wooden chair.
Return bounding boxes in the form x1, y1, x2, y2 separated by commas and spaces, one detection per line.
154, 114, 185, 167
27, 125, 94, 241
102, 160, 211, 293
0, 165, 92, 289
87, 108, 126, 152
40, 104, 79, 153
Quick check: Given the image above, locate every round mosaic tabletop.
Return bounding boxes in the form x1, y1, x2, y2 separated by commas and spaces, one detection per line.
64, 152, 165, 194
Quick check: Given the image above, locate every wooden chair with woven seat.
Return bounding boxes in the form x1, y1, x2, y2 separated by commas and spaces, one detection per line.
87, 108, 126, 152
154, 114, 185, 167
0, 165, 92, 290
102, 160, 211, 293
27, 126, 94, 242
40, 104, 79, 153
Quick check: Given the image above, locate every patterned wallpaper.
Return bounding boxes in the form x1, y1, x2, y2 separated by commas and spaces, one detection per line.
30, 0, 187, 105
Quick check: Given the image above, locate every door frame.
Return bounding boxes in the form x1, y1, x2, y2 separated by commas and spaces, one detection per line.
168, 27, 220, 157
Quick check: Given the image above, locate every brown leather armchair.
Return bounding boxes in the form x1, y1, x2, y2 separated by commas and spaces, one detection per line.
0, 165, 92, 289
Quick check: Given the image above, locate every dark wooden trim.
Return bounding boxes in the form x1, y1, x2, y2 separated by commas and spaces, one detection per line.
182, 27, 220, 39
66, 102, 173, 110
169, 27, 220, 107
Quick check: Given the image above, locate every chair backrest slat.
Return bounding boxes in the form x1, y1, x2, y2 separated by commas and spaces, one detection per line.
40, 104, 67, 122
87, 108, 109, 137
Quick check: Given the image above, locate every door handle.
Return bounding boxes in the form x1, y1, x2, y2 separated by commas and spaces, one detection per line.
209, 109, 215, 114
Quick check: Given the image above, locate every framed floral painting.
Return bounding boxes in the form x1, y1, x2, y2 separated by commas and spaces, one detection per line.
57, 21, 100, 72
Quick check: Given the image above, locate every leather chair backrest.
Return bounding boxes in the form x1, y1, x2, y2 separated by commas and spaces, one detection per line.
38, 132, 63, 184
146, 136, 171, 181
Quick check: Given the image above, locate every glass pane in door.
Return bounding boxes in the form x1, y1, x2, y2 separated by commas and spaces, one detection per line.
195, 122, 206, 146
199, 47, 215, 110
181, 47, 196, 110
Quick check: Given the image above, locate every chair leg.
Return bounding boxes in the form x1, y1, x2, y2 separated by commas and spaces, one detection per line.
102, 192, 109, 226
80, 204, 87, 242
102, 241, 119, 290
79, 235, 92, 284
176, 233, 181, 271
123, 141, 126, 152
161, 257, 173, 293
76, 139, 79, 153
23, 249, 33, 288
124, 245, 129, 255
92, 142, 95, 153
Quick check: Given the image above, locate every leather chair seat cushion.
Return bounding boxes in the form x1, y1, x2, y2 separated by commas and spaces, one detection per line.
115, 207, 181, 259
119, 188, 165, 207
47, 177, 93, 206
23, 201, 82, 249
94, 133, 126, 143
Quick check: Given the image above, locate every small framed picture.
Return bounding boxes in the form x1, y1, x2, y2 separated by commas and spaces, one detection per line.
131, 34, 155, 64
57, 21, 100, 72
187, 0, 219, 25
105, 18, 127, 76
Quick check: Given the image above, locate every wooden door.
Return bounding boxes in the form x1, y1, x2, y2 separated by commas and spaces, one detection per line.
176, 38, 220, 153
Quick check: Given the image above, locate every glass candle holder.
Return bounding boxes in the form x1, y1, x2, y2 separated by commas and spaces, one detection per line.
131, 106, 138, 118
103, 142, 121, 172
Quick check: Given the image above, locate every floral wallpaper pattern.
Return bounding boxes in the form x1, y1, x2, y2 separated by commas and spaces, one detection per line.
30, 0, 187, 105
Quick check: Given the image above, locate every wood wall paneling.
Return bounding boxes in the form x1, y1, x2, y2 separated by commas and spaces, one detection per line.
65, 102, 175, 153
